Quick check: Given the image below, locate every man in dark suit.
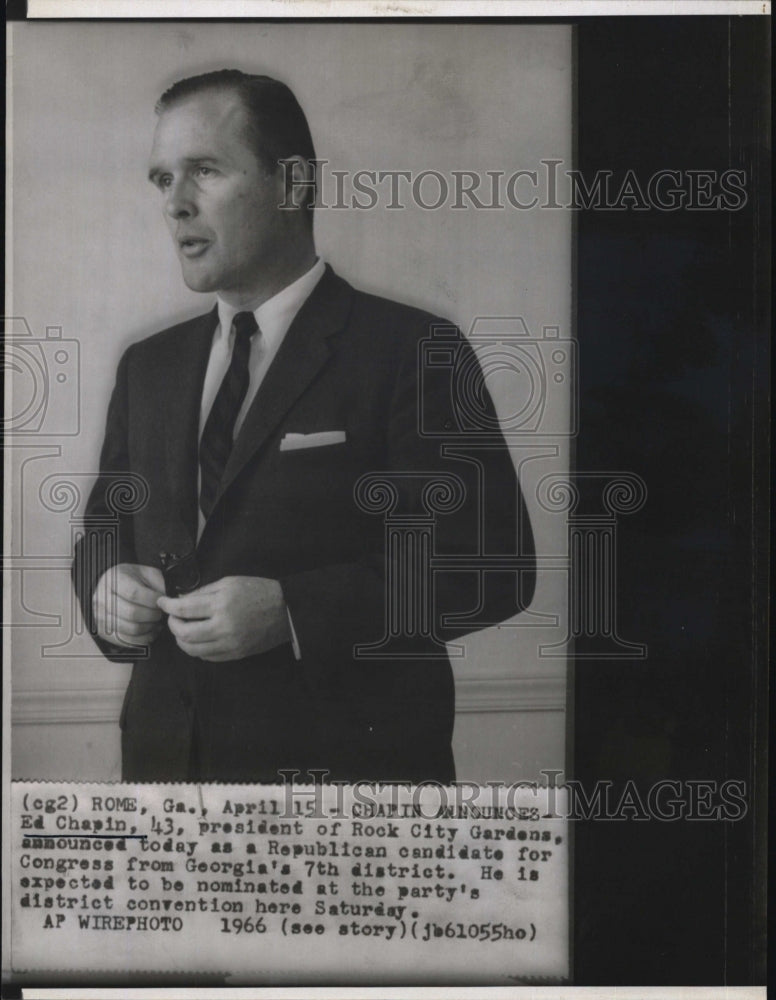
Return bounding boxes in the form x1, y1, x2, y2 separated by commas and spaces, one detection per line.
73, 70, 535, 784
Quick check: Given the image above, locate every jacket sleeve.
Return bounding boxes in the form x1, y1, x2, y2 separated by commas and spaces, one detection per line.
279, 319, 536, 673
71, 346, 142, 663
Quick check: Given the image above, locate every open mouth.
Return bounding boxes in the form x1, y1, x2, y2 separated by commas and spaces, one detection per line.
178, 238, 211, 258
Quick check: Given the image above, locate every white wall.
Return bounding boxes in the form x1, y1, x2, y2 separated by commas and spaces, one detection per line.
8, 21, 572, 782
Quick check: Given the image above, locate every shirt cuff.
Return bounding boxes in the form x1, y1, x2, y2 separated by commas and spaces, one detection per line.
286, 607, 301, 660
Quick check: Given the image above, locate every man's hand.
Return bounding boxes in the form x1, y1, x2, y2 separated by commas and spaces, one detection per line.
93, 563, 165, 648
157, 576, 291, 662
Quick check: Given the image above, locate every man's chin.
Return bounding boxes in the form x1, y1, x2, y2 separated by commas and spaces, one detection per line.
180, 268, 220, 294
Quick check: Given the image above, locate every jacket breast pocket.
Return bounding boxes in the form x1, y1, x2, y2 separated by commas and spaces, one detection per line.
275, 440, 355, 492
279, 438, 349, 459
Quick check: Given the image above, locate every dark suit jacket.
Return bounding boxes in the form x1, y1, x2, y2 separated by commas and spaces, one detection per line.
73, 266, 535, 783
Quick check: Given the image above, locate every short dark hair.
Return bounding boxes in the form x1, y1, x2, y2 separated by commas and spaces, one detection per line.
156, 69, 317, 219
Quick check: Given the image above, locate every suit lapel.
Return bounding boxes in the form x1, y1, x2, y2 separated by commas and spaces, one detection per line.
215, 266, 354, 507
161, 306, 218, 544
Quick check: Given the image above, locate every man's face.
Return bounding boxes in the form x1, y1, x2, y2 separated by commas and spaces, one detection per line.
148, 89, 287, 303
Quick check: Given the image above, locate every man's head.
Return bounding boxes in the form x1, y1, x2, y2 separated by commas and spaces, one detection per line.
148, 70, 317, 306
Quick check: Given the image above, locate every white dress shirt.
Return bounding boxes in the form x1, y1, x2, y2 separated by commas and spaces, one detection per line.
197, 257, 326, 658
199, 257, 327, 448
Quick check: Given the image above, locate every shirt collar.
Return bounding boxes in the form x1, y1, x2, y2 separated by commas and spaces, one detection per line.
216, 257, 326, 349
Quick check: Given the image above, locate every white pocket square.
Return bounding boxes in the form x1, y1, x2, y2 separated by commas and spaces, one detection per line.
280, 430, 347, 451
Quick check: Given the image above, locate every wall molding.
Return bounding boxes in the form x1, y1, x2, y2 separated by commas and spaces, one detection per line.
456, 675, 566, 713
12, 676, 566, 726
12, 687, 126, 725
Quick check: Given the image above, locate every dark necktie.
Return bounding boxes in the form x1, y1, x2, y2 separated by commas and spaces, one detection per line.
199, 310, 259, 520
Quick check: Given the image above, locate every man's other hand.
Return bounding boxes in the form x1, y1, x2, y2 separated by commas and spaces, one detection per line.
157, 576, 291, 662
93, 563, 165, 648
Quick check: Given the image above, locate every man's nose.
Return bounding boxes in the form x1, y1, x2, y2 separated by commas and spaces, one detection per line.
164, 178, 197, 219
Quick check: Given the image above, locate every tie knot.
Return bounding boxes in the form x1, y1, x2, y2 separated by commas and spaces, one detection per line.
233, 311, 258, 341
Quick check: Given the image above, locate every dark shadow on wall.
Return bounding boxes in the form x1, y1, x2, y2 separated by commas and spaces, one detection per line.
572, 16, 768, 986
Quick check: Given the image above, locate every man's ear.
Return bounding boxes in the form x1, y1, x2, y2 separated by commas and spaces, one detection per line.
277, 155, 317, 212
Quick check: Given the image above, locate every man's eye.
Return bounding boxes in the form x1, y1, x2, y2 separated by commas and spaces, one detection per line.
157, 175, 173, 189
195, 166, 214, 178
